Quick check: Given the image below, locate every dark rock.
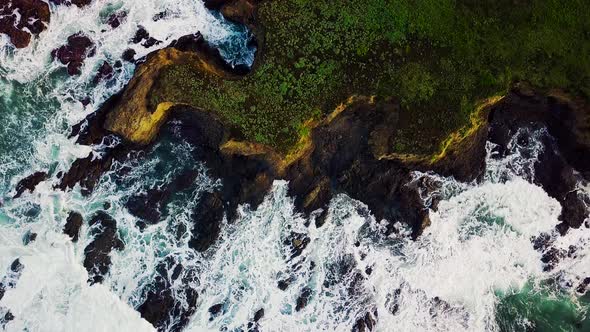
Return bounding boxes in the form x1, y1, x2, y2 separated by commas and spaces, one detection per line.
126, 189, 167, 226
576, 277, 590, 294
142, 37, 161, 48
188, 192, 224, 252
49, 0, 92, 7
220, 0, 257, 27
132, 26, 161, 48
315, 208, 329, 228
0, 311, 14, 329
14, 171, 47, 198
138, 257, 198, 332
126, 170, 199, 226
152, 11, 167, 21
132, 27, 150, 44
83, 211, 124, 284
295, 287, 312, 311
0, 258, 25, 301
106, 11, 127, 29
22, 231, 37, 245
203, 0, 228, 10
0, 0, 50, 48
70, 92, 121, 145
51, 33, 96, 75
253, 308, 264, 322
487, 87, 590, 232
122, 48, 137, 62
93, 61, 114, 83
353, 312, 377, 332
208, 303, 224, 317
168, 33, 205, 53
277, 279, 290, 291
285, 100, 431, 238
64, 211, 83, 242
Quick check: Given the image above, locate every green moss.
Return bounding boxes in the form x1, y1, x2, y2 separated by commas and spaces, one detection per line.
150, 0, 590, 154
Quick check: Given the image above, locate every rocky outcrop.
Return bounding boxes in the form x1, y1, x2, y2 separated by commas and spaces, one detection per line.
104, 35, 245, 146
137, 257, 199, 332
487, 84, 590, 232
63, 211, 83, 242
83, 211, 124, 284
51, 33, 96, 75
14, 171, 47, 198
0, 0, 50, 48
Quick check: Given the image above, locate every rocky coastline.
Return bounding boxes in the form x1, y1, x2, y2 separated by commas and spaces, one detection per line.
6, 1, 590, 331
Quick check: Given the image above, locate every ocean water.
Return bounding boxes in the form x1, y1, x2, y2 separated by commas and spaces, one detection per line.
0, 1, 589, 332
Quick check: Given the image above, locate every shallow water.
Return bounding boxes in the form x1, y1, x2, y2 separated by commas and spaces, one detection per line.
0, 1, 589, 331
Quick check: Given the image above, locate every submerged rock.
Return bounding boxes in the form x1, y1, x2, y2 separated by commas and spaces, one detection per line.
0, 0, 50, 48
83, 211, 124, 284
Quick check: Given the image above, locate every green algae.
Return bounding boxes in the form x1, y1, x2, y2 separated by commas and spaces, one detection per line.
150, 0, 590, 154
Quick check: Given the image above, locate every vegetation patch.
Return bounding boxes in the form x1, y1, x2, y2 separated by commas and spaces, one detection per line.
149, 0, 590, 154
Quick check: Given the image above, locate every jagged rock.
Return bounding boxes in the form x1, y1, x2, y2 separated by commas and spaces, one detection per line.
93, 61, 114, 83
188, 192, 224, 252
132, 26, 161, 48
22, 231, 37, 245
106, 11, 127, 28
208, 303, 224, 318
0, 0, 50, 48
122, 48, 136, 62
253, 308, 264, 322
51, 33, 96, 75
353, 312, 377, 332
138, 257, 198, 332
83, 211, 124, 284
295, 287, 312, 311
14, 171, 47, 198
63, 211, 83, 242
48, 0, 92, 7
487, 86, 590, 232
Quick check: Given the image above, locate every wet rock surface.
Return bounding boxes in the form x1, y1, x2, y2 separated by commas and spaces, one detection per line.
51, 33, 96, 75
14, 171, 48, 198
137, 257, 199, 332
487, 86, 590, 232
63, 211, 83, 242
83, 211, 124, 284
48, 0, 92, 7
0, 0, 50, 48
